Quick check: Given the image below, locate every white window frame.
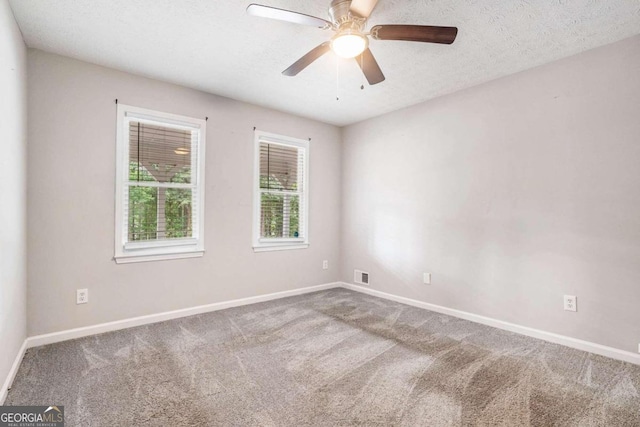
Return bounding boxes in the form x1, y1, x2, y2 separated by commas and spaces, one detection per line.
114, 104, 206, 263
253, 130, 309, 252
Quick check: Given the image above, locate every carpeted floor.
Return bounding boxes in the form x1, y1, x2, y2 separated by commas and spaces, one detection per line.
5, 288, 640, 426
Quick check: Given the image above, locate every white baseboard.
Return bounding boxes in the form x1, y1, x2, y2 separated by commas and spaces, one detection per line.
26, 282, 341, 349
1, 339, 27, 405
341, 282, 640, 366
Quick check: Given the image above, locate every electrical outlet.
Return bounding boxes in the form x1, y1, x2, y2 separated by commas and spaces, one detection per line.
322, 260, 329, 270
77, 289, 88, 304
423, 273, 431, 285
563, 295, 576, 312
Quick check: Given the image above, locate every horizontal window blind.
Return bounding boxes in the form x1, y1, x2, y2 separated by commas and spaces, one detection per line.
125, 121, 199, 243
259, 141, 305, 239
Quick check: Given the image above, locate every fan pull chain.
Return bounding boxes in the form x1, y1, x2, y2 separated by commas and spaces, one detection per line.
361, 53, 365, 90
336, 56, 340, 101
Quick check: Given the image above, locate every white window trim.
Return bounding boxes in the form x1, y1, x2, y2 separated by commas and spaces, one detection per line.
253, 130, 309, 252
114, 104, 206, 264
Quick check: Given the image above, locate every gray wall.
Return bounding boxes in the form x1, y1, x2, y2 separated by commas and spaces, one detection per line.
27, 50, 341, 336
341, 35, 640, 353
0, 0, 27, 392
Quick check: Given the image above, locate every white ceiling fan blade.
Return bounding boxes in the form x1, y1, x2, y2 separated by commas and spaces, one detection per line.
349, 0, 379, 19
247, 4, 332, 29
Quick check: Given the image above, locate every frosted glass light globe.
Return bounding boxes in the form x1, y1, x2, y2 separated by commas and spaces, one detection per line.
331, 33, 367, 58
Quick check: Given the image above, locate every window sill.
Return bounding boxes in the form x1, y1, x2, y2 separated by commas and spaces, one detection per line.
253, 244, 309, 253
114, 250, 204, 264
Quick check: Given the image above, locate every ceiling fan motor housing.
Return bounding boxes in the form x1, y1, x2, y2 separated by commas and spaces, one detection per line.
329, 0, 355, 25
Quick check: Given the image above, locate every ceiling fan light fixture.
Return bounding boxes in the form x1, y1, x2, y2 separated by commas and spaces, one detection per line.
331, 31, 367, 58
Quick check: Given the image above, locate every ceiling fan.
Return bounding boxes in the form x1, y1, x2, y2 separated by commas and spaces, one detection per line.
247, 0, 458, 85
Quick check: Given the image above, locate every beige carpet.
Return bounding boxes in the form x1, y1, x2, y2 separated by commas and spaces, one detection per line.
5, 288, 640, 426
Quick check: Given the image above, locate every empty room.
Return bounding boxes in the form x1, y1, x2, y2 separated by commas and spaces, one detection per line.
1, 0, 639, 425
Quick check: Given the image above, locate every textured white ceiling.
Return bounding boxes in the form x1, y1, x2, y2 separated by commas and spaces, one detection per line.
9, 0, 640, 126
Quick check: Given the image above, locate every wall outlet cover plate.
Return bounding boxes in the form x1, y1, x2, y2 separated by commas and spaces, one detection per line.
563, 295, 577, 312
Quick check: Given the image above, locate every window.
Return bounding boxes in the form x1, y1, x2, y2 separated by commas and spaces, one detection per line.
114, 104, 206, 263
253, 130, 309, 251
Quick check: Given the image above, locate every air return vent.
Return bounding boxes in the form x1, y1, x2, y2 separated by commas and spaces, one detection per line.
354, 269, 370, 285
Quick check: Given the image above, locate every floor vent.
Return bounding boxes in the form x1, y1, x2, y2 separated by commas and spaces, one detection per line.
354, 269, 370, 285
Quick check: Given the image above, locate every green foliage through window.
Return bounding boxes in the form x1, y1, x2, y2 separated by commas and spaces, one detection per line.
127, 162, 193, 241
260, 192, 300, 239
128, 186, 157, 241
